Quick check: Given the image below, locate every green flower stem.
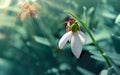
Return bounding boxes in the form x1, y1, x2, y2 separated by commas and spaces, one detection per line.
65, 10, 112, 67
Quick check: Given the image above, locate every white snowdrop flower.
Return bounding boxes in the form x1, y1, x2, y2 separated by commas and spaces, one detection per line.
58, 19, 87, 58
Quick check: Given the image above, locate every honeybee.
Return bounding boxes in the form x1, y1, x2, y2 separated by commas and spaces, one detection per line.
64, 17, 79, 32
17, 1, 38, 20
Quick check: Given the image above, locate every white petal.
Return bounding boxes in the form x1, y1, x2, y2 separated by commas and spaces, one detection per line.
78, 31, 87, 43
71, 33, 82, 58
58, 31, 72, 49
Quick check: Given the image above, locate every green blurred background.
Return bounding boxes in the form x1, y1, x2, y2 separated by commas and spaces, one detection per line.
0, 0, 120, 75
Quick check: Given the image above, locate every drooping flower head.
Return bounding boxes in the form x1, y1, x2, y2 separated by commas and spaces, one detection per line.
58, 17, 87, 58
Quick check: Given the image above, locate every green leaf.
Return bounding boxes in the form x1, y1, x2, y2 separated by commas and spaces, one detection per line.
33, 36, 51, 46
76, 66, 95, 75
90, 51, 120, 66
111, 34, 120, 53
